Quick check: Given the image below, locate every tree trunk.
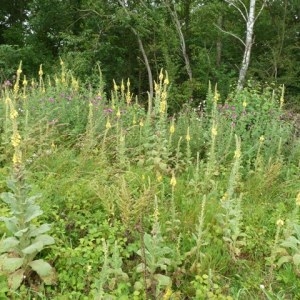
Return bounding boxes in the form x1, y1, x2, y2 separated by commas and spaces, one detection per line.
237, 0, 256, 90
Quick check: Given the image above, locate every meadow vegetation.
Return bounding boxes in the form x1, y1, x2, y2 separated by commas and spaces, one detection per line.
0, 63, 299, 299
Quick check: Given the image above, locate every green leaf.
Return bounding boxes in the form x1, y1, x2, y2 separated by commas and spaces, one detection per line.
0, 257, 24, 273
0, 192, 17, 207
29, 224, 51, 237
0, 217, 18, 234
292, 254, 300, 266
0, 237, 19, 254
277, 256, 291, 267
29, 259, 56, 285
24, 204, 43, 223
21, 241, 43, 255
14, 228, 29, 237
154, 274, 171, 286
8, 269, 24, 290
34, 234, 55, 246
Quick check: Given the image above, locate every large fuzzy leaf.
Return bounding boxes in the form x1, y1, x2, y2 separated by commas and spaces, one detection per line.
21, 241, 43, 255
293, 254, 300, 266
8, 269, 24, 290
24, 204, 43, 223
34, 234, 55, 246
29, 259, 57, 285
29, 224, 51, 237
0, 192, 17, 208
0, 257, 24, 273
0, 237, 19, 254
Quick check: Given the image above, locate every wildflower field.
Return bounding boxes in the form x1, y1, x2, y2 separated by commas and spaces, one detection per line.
0, 63, 299, 299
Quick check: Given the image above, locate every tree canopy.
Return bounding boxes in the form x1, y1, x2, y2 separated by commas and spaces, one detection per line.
0, 0, 299, 109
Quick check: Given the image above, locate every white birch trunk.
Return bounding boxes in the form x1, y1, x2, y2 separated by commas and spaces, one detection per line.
237, 0, 256, 90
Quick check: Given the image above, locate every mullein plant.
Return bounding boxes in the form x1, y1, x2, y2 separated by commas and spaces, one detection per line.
0, 65, 56, 291
218, 135, 246, 261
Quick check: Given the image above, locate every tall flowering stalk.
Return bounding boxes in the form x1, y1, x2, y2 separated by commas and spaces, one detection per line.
0, 67, 56, 291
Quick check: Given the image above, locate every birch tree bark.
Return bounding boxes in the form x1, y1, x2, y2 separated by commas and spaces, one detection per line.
223, 0, 266, 90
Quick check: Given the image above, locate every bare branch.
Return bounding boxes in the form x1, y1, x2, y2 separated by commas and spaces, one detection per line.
214, 24, 246, 47
225, 0, 247, 22
255, 0, 267, 23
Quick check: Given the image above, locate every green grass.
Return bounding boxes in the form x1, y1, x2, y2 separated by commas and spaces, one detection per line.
0, 66, 299, 299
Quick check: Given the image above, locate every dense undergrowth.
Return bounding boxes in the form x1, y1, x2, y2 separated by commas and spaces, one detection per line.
0, 63, 299, 299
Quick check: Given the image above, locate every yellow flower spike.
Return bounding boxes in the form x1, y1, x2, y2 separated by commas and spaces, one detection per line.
60, 58, 64, 66
159, 69, 164, 82
23, 76, 28, 87
10, 109, 18, 120
154, 81, 159, 92
139, 119, 144, 127
163, 286, 172, 300
296, 192, 300, 206
170, 173, 177, 187
186, 127, 191, 142
116, 108, 121, 118
132, 114, 137, 125
234, 149, 241, 159
242, 100, 247, 108
11, 132, 21, 147
164, 71, 169, 85
280, 85, 285, 109
211, 126, 218, 137
16, 62, 22, 76
221, 192, 228, 202
121, 79, 125, 93
259, 136, 265, 143
276, 219, 284, 227
213, 91, 220, 102
169, 122, 175, 134
71, 76, 79, 91
156, 171, 162, 182
160, 100, 167, 114
113, 79, 118, 93
12, 152, 22, 166
38, 64, 43, 77
105, 117, 112, 129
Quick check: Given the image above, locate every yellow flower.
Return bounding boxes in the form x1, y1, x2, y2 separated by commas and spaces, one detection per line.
213, 91, 220, 102
259, 136, 265, 143
159, 69, 164, 82
169, 123, 175, 134
160, 100, 167, 114
170, 173, 177, 187
276, 219, 284, 227
121, 79, 125, 93
105, 117, 111, 129
12, 152, 22, 165
38, 65, 43, 77
211, 126, 218, 137
163, 286, 172, 300
11, 132, 21, 147
139, 119, 144, 127
186, 127, 191, 141
234, 149, 241, 159
10, 109, 18, 120
296, 192, 300, 206
156, 171, 162, 182
242, 100, 247, 108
